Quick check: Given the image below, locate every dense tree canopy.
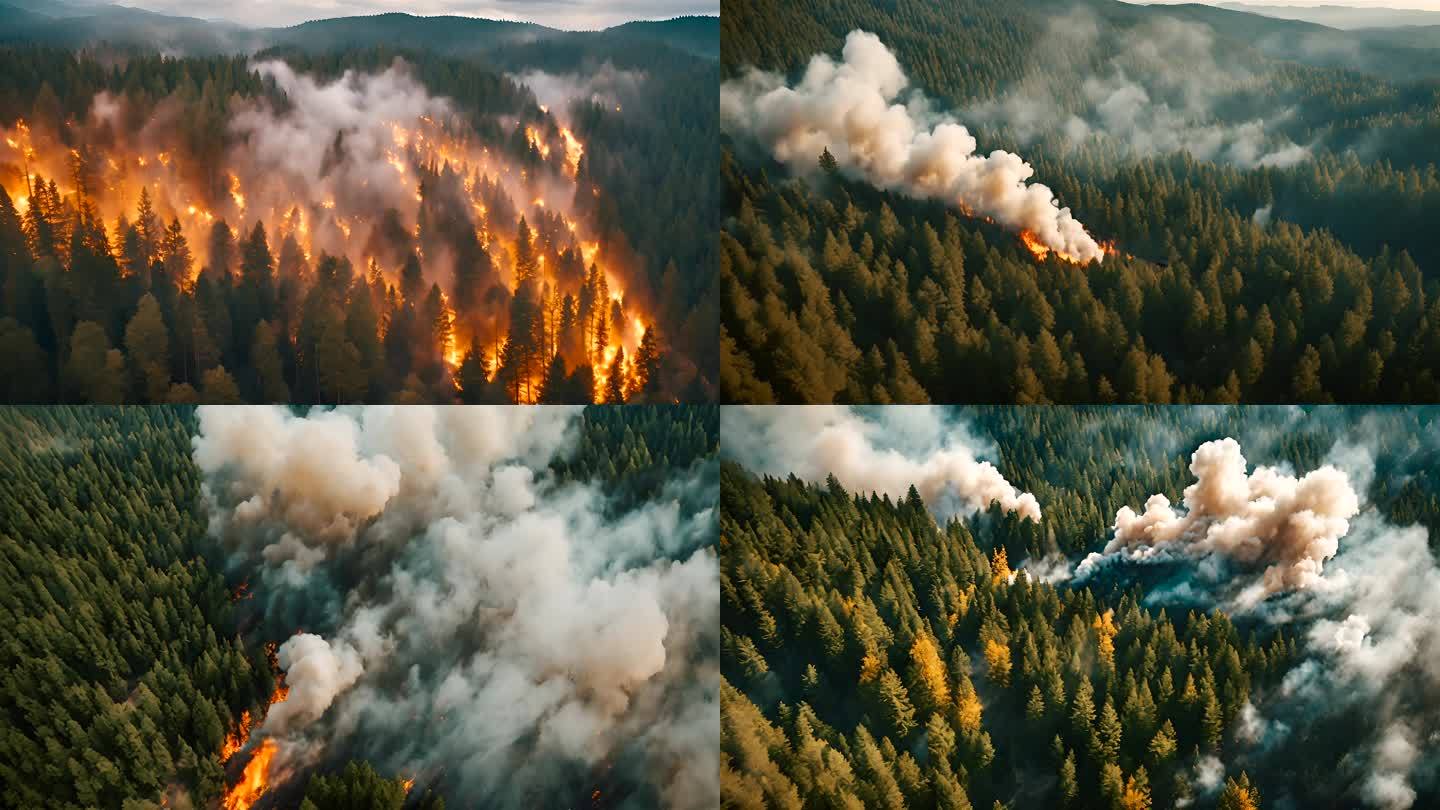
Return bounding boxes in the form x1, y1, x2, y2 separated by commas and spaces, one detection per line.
720, 0, 1440, 404
0, 403, 718, 808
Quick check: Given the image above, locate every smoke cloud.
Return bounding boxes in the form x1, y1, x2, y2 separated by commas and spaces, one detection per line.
1081, 438, 1358, 599
968, 11, 1312, 169
512, 63, 647, 115
1071, 418, 1440, 807
721, 31, 1106, 263
722, 406, 1041, 522
195, 405, 719, 808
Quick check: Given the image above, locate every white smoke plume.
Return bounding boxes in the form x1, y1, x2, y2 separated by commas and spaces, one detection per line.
1082, 438, 1358, 598
263, 634, 364, 736
722, 406, 1041, 522
968, 12, 1312, 169
512, 63, 646, 116
194, 405, 719, 808
721, 30, 1107, 263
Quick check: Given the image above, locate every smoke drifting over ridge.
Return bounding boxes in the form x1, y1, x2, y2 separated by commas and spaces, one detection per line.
967, 11, 1312, 169
721, 31, 1107, 263
722, 406, 1041, 522
194, 406, 719, 808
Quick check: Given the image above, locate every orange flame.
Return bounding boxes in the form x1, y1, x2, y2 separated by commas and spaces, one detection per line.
223, 738, 277, 810
1018, 229, 1095, 264
220, 710, 253, 763
0, 99, 651, 404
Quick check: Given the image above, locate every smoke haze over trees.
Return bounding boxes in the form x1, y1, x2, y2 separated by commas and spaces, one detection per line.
720, 0, 1440, 404
0, 14, 718, 404
720, 405, 1440, 809
0, 403, 719, 809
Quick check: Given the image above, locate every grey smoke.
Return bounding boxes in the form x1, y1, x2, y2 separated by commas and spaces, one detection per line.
968, 11, 1312, 169
721, 31, 1107, 263
722, 405, 1041, 522
194, 405, 719, 809
512, 63, 647, 115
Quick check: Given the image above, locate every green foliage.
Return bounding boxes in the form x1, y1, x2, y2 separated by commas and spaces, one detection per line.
300, 761, 444, 810
719, 441, 1291, 808
0, 406, 263, 807
720, 0, 1440, 404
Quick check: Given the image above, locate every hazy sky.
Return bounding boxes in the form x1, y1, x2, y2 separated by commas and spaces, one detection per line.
117, 0, 718, 30
1132, 0, 1440, 8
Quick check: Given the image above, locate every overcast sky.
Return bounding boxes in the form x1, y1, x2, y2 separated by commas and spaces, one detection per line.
1132, 0, 1440, 8
117, 0, 718, 31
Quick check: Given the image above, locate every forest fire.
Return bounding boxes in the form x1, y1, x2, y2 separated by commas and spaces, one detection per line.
219, 643, 290, 810
224, 738, 278, 810
0, 62, 658, 403
1019, 229, 1122, 264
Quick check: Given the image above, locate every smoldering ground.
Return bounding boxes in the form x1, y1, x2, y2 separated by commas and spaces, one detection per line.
1068, 411, 1440, 808
194, 405, 719, 809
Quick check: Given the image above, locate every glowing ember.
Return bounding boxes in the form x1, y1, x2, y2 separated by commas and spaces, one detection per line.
402, 778, 416, 794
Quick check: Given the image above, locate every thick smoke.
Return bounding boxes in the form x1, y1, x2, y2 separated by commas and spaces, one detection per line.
722, 406, 1041, 522
195, 406, 718, 808
1073, 421, 1440, 806
721, 31, 1106, 263
968, 11, 1311, 169
512, 63, 646, 115
1080, 438, 1358, 599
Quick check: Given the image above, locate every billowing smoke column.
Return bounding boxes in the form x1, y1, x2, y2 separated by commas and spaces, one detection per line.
722, 406, 1041, 522
1083, 438, 1359, 596
721, 30, 1106, 264
194, 406, 718, 808
1070, 426, 1440, 807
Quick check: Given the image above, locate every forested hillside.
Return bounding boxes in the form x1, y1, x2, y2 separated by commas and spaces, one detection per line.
0, 406, 262, 807
0, 404, 718, 809
0, 22, 716, 404
721, 463, 1287, 809
720, 405, 1440, 809
720, 0, 1440, 403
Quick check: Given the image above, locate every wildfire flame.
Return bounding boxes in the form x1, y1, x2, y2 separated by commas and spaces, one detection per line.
220, 643, 291, 810
1018, 229, 1086, 264
223, 738, 277, 810
1, 95, 652, 403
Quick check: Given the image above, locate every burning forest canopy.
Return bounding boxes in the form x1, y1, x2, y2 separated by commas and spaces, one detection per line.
0, 33, 718, 404
720, 0, 1440, 405
721, 404, 1440, 810
0, 403, 720, 809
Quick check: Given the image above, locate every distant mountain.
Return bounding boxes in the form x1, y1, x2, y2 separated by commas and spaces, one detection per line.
0, 2, 256, 51
0, 4, 717, 60
606, 16, 720, 59
1218, 2, 1440, 29
262, 12, 555, 56
1029, 0, 1440, 80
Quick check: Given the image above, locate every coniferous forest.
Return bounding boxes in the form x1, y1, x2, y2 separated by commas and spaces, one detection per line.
720, 0, 1440, 404
721, 406, 1440, 810
0, 13, 718, 404
0, 404, 720, 809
